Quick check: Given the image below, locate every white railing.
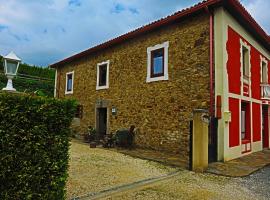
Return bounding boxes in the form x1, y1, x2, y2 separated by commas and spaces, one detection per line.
261, 84, 270, 99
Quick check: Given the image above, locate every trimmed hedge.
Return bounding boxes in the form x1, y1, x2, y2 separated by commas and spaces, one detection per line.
0, 92, 76, 199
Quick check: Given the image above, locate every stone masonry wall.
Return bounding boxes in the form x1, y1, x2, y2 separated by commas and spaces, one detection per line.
56, 13, 210, 162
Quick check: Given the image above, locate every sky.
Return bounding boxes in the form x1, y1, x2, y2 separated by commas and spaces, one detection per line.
0, 0, 269, 67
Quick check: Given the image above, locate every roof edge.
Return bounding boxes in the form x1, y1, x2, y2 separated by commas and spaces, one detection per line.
51, 0, 270, 68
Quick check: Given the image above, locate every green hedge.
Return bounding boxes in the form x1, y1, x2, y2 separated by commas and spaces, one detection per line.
0, 93, 76, 199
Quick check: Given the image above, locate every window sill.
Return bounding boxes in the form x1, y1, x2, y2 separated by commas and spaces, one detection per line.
65, 91, 73, 95
96, 85, 109, 90
241, 139, 250, 144
146, 75, 168, 83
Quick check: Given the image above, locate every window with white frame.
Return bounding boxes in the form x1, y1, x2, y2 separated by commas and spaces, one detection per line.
96, 60, 109, 90
240, 41, 250, 83
146, 41, 169, 82
261, 57, 268, 84
65, 71, 74, 94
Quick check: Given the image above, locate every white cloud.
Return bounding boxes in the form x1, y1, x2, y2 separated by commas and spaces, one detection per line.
0, 0, 268, 66
242, 0, 270, 34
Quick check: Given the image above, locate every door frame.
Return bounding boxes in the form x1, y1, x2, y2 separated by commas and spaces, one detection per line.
262, 105, 269, 149
95, 100, 110, 138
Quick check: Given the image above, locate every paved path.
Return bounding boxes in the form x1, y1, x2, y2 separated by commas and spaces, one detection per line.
207, 149, 270, 177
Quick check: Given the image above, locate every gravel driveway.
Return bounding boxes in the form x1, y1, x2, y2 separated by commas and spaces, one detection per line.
236, 166, 270, 200
66, 140, 176, 199
67, 140, 269, 200
102, 171, 260, 200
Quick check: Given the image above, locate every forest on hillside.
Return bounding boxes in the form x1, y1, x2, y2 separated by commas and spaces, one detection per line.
0, 55, 55, 97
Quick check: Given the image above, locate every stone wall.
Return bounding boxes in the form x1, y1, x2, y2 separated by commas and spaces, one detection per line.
56, 13, 210, 161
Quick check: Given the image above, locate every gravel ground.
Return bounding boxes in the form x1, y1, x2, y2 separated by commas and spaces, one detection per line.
236, 166, 270, 200
102, 171, 261, 200
66, 140, 176, 199
67, 140, 269, 200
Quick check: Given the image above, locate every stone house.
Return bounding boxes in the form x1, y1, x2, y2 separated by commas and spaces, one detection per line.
51, 0, 270, 164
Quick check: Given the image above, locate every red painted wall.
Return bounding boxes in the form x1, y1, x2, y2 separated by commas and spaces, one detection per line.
253, 103, 261, 142
229, 97, 240, 147
251, 48, 261, 100
227, 27, 241, 95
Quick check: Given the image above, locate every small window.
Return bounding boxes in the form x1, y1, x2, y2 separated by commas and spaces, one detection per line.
96, 60, 109, 90
151, 48, 164, 77
147, 41, 169, 83
261, 60, 268, 84
65, 71, 74, 94
241, 44, 250, 82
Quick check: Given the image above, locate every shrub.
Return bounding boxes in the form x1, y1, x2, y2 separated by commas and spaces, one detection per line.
83, 126, 97, 143
0, 92, 76, 200
115, 129, 133, 148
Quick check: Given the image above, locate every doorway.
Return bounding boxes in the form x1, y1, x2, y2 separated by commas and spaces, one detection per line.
96, 108, 107, 139
208, 117, 218, 163
262, 105, 269, 148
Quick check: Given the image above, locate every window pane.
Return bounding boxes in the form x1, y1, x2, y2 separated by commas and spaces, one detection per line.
241, 110, 246, 140
6, 61, 17, 75
262, 62, 267, 83
152, 49, 164, 76
67, 74, 73, 91
99, 64, 107, 86
242, 47, 249, 77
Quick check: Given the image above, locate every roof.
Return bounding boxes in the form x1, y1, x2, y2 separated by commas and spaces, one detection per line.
4, 51, 21, 62
50, 0, 270, 68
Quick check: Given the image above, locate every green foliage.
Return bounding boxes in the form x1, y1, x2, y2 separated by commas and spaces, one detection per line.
0, 93, 77, 200
115, 129, 133, 148
83, 126, 97, 142
18, 63, 55, 80
0, 74, 54, 97
0, 55, 55, 96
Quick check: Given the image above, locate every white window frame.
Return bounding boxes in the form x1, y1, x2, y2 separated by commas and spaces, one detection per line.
96, 60, 110, 90
65, 71, 74, 95
260, 55, 268, 84
240, 39, 251, 84
146, 41, 169, 83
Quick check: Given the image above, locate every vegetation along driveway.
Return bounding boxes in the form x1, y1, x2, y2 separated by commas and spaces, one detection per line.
67, 140, 270, 200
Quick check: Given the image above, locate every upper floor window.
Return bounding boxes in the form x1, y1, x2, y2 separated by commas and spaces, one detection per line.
261, 57, 268, 84
240, 40, 250, 83
147, 41, 169, 83
65, 71, 74, 94
96, 60, 109, 90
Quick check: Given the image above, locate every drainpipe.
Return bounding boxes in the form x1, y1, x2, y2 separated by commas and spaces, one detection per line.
205, 6, 215, 118
209, 10, 214, 118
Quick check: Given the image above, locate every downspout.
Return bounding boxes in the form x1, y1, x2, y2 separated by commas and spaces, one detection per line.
209, 10, 214, 118
205, 6, 215, 118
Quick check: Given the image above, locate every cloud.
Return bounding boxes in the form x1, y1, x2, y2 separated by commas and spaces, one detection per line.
241, 0, 270, 34
68, 0, 81, 7
0, 0, 268, 66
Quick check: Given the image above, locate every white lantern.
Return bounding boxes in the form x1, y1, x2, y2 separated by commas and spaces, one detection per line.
2, 51, 21, 91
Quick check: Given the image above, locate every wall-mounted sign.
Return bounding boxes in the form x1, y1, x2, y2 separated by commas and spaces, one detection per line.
112, 107, 117, 115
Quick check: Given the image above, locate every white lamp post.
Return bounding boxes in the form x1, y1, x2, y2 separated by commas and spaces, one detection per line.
2, 51, 21, 91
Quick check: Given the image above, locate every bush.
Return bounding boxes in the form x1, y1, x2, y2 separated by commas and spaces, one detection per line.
115, 129, 133, 148
83, 126, 97, 143
0, 92, 76, 200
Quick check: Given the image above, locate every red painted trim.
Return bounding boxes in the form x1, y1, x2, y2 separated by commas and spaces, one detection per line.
209, 10, 214, 118
50, 0, 270, 68
216, 95, 222, 119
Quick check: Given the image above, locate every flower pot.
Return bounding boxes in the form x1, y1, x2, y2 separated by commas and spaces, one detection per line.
90, 142, 96, 148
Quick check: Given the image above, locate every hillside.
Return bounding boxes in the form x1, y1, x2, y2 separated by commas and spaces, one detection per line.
0, 55, 55, 97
